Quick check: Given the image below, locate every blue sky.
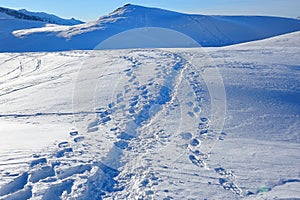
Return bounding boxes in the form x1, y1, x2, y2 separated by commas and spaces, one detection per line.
0, 0, 299, 21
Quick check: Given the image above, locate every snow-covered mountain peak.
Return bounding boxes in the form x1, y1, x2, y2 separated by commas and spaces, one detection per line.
108, 3, 133, 16
108, 3, 186, 18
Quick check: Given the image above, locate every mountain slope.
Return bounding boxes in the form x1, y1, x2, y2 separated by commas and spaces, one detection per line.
229, 29, 300, 48
0, 7, 83, 25
0, 7, 84, 53
2, 4, 300, 52
18, 9, 83, 25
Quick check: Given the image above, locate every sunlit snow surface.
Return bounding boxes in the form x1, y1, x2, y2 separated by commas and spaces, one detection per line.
0, 32, 299, 199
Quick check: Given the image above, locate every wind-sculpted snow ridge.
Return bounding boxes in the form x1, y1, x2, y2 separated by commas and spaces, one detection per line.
2, 4, 300, 51
0, 32, 300, 199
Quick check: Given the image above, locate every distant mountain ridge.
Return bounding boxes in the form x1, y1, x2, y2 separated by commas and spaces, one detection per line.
1, 4, 300, 52
0, 7, 83, 25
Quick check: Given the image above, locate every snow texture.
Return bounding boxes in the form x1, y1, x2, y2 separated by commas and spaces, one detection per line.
0, 31, 299, 199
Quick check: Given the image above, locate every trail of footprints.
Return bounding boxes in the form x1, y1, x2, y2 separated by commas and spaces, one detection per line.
181, 61, 244, 197
215, 167, 243, 196
109, 51, 244, 198
0, 50, 243, 199
104, 51, 243, 198
105, 51, 185, 199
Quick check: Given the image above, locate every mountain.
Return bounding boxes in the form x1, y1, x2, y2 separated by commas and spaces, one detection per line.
0, 7, 83, 25
18, 9, 83, 25
1, 4, 300, 52
0, 31, 299, 199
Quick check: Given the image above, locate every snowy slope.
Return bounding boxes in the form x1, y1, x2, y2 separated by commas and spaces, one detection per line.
230, 29, 300, 48
0, 7, 83, 25
2, 4, 300, 52
0, 7, 84, 53
18, 9, 83, 25
0, 14, 46, 53
0, 31, 299, 199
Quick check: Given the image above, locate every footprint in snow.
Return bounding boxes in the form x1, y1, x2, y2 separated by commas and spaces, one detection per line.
56, 147, 73, 158
189, 154, 206, 168
74, 136, 85, 143
190, 138, 200, 146
215, 167, 243, 196
58, 141, 69, 148
219, 178, 243, 196
69, 131, 78, 136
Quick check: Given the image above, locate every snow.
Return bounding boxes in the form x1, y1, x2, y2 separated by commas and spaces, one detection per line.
0, 121, 70, 150
230, 30, 300, 48
0, 12, 14, 20
0, 30, 299, 199
1, 4, 300, 52
18, 9, 83, 25
0, 6, 83, 26
94, 27, 201, 49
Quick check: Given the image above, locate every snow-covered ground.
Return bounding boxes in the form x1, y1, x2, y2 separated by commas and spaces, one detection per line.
0, 31, 299, 199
